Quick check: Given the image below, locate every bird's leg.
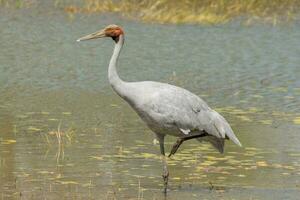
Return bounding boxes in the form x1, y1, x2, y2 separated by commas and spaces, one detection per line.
162, 156, 169, 194
156, 134, 169, 194
168, 132, 208, 157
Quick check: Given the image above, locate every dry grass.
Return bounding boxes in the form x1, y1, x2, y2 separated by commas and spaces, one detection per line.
65, 0, 300, 25
47, 122, 75, 164
0, 0, 33, 8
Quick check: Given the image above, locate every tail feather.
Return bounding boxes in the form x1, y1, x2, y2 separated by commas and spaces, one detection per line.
211, 110, 242, 147
194, 109, 242, 153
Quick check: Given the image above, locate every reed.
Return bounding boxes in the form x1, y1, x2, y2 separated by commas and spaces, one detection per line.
48, 122, 75, 164
65, 0, 300, 24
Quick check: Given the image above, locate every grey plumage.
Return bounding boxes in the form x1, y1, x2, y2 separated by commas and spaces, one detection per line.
77, 24, 242, 193
123, 81, 242, 150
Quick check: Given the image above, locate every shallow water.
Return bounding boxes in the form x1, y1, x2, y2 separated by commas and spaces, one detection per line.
0, 2, 300, 200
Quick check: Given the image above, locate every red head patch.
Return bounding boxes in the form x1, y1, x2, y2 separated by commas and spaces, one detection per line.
104, 25, 124, 42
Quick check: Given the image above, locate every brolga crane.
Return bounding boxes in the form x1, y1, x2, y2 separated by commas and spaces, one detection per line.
77, 24, 242, 193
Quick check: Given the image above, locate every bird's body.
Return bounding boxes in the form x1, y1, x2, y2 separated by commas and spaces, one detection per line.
118, 80, 240, 150
77, 24, 242, 193
125, 80, 202, 137
127, 81, 202, 136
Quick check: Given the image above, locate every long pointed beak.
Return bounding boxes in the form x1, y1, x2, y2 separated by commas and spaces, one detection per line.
77, 29, 106, 42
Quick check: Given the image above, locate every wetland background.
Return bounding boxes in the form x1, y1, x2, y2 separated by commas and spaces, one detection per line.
0, 0, 300, 199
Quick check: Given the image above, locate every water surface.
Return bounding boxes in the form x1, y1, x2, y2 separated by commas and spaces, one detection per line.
0, 2, 300, 199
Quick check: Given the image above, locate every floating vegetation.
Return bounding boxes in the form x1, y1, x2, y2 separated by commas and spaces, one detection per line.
0, 139, 17, 145
89, 155, 104, 160
57, 180, 79, 185
256, 161, 268, 167
85, 142, 300, 186
215, 106, 300, 126
2, 122, 300, 198
65, 0, 300, 24
293, 116, 300, 125
48, 118, 59, 121
260, 119, 273, 125
236, 115, 252, 122
1, 94, 298, 198
41, 111, 50, 115
27, 126, 42, 132
62, 112, 72, 115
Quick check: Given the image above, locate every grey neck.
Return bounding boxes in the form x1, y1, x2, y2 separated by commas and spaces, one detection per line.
108, 34, 128, 97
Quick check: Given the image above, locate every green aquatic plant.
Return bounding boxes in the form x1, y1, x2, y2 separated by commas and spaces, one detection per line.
65, 0, 300, 24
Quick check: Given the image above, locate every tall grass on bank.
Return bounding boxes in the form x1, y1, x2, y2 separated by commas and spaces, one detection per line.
65, 0, 300, 24
0, 0, 23, 8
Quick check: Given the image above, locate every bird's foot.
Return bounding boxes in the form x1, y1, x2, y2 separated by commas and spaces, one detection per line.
168, 138, 184, 157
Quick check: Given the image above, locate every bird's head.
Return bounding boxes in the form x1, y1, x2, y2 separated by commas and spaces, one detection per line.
77, 24, 124, 43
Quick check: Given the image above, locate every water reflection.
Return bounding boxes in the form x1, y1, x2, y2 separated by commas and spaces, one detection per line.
0, 113, 16, 199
